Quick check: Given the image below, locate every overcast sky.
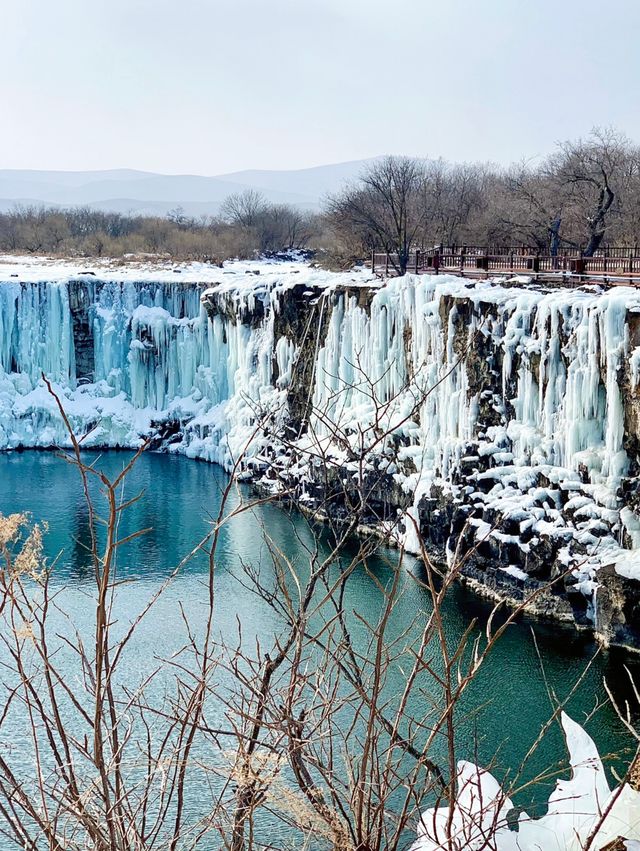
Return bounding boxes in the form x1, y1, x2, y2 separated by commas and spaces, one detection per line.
4, 0, 640, 175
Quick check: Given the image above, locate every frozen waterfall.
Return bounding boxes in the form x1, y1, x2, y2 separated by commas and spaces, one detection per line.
1, 259, 640, 619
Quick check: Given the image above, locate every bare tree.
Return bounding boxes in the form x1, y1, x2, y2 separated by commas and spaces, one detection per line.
3, 128, 640, 265
0, 359, 635, 850
551, 127, 636, 255
220, 190, 269, 229
426, 160, 491, 249
497, 161, 569, 254
327, 156, 431, 274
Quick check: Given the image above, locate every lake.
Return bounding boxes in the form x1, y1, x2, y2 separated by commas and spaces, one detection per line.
0, 450, 637, 847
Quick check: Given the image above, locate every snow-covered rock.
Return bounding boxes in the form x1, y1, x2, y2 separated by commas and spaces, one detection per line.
413, 713, 640, 851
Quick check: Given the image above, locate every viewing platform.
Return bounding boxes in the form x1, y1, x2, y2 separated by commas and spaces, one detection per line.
371, 246, 640, 287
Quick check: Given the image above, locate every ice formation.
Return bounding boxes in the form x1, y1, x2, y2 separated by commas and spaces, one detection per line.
0, 258, 375, 467
1, 256, 640, 637
293, 272, 640, 626
412, 713, 640, 851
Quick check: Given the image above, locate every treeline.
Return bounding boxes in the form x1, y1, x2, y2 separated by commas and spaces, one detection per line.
2, 127, 640, 270
328, 127, 640, 272
0, 195, 318, 263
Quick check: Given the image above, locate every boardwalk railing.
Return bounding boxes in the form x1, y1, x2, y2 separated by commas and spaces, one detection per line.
371, 248, 640, 285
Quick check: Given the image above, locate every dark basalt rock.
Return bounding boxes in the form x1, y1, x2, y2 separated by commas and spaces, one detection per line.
223, 280, 640, 650
201, 288, 267, 328
595, 564, 640, 649
68, 280, 96, 382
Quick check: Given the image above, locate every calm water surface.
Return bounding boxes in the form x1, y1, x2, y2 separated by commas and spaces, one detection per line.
0, 450, 637, 843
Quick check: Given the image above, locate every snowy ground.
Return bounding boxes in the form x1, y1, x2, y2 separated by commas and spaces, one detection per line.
0, 253, 377, 287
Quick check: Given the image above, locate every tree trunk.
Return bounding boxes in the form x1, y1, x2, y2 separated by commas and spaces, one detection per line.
584, 186, 614, 256
549, 218, 561, 257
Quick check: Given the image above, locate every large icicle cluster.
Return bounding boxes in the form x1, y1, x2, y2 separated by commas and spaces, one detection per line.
0, 263, 291, 465
412, 713, 640, 851
307, 273, 636, 495
0, 258, 371, 468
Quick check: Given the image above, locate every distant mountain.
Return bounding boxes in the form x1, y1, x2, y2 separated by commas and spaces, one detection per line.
0, 168, 155, 189
0, 159, 378, 216
215, 158, 378, 202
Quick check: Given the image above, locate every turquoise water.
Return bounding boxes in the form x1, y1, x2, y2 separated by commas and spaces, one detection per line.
0, 450, 637, 845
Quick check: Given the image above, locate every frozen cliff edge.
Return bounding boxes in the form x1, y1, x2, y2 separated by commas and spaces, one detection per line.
1, 257, 640, 648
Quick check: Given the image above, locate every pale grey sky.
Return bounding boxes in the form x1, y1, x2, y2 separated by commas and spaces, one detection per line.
5, 0, 640, 174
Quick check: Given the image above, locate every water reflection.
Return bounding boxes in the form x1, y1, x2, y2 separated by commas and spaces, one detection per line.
70, 501, 93, 580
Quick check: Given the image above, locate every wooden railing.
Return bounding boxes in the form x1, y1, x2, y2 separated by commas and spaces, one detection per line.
371, 248, 640, 285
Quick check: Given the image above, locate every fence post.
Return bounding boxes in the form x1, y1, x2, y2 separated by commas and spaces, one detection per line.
434, 250, 440, 275
371, 250, 375, 273
630, 252, 634, 286
415, 249, 420, 274
385, 252, 389, 277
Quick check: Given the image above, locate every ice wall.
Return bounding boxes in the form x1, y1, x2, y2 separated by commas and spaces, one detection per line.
1, 266, 639, 509
308, 275, 637, 493
299, 275, 640, 629
2, 263, 640, 642
0, 275, 285, 466
0, 281, 75, 385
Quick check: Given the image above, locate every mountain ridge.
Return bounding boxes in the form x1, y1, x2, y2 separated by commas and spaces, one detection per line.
0, 158, 380, 215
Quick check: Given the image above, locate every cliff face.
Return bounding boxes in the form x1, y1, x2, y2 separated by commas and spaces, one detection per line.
205, 271, 640, 651
2, 260, 640, 649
